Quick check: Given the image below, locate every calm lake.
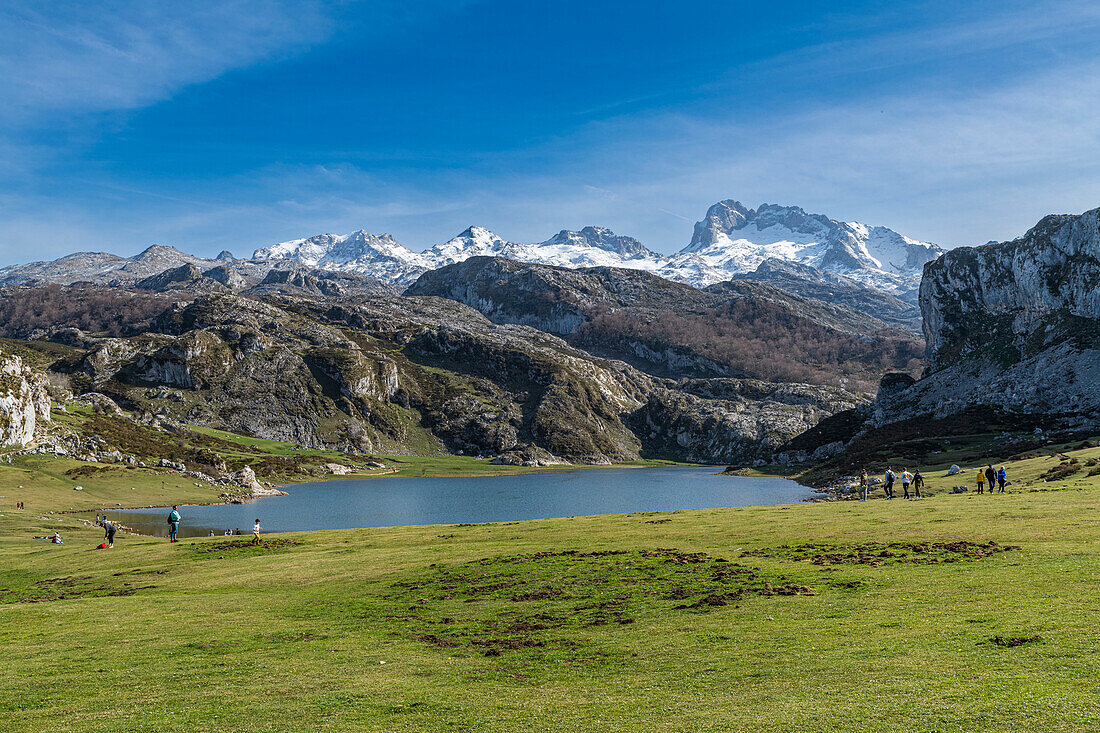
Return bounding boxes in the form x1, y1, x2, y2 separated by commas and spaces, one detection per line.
98, 466, 812, 538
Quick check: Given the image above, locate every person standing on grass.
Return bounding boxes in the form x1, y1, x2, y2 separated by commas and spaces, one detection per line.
103, 520, 117, 548
985, 465, 997, 495
858, 469, 869, 501
913, 469, 925, 499
252, 519, 262, 543
901, 468, 913, 499
976, 468, 985, 494
997, 466, 1007, 493
884, 467, 896, 499
167, 506, 181, 542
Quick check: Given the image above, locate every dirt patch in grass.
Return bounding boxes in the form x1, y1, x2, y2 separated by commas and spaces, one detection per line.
189, 538, 301, 555
983, 635, 1042, 647
741, 540, 1018, 566
0, 575, 157, 604
388, 549, 814, 661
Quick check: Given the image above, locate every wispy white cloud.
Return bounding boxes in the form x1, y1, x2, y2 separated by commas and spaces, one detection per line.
0, 0, 334, 123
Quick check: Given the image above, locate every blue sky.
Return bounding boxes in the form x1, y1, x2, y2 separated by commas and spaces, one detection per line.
2, 0, 1100, 263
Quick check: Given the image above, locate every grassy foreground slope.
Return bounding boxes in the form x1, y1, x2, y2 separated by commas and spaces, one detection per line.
1, 453, 1099, 731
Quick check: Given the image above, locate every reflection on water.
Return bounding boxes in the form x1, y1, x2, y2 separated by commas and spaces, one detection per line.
86, 466, 811, 538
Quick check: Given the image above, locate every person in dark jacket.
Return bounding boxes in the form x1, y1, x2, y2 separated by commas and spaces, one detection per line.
103, 520, 117, 548
985, 465, 997, 496
913, 469, 925, 499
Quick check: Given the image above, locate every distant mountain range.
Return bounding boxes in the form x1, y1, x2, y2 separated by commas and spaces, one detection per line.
247, 201, 942, 292
0, 199, 942, 304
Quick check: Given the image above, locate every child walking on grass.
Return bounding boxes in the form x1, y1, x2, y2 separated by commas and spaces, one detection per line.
252, 519, 262, 543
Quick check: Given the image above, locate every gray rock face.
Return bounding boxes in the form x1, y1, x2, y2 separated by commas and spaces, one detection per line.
0, 351, 51, 447
921, 208, 1100, 370
875, 206, 1100, 425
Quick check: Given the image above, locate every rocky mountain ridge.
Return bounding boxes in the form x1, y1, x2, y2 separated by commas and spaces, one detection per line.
0, 200, 942, 306
247, 200, 941, 291
23, 288, 859, 465
407, 257, 924, 393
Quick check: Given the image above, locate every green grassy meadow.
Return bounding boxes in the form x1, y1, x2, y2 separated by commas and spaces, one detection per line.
1, 438, 1099, 731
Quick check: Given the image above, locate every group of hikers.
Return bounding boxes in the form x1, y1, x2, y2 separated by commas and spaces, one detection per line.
855, 464, 1008, 500
975, 464, 1009, 494
858, 467, 925, 500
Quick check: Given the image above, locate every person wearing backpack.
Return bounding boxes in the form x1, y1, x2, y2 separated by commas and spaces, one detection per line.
913, 469, 925, 499
884, 467, 896, 499
167, 506, 181, 542
985, 465, 997, 496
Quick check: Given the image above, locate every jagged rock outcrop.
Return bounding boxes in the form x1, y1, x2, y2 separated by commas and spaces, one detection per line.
873, 206, 1100, 427
135, 263, 229, 293
0, 351, 51, 447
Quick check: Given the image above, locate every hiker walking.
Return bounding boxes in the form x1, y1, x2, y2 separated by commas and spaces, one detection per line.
167, 506, 181, 542
913, 469, 925, 499
858, 469, 869, 501
252, 519, 262, 544
884, 467, 896, 499
103, 520, 117, 548
997, 466, 1007, 493
985, 465, 997, 496
975, 468, 985, 494
901, 468, 913, 500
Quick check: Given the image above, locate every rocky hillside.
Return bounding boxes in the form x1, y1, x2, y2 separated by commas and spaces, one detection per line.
874, 207, 1100, 424
788, 206, 1100, 474
406, 257, 923, 393
731, 258, 921, 330
7, 284, 856, 465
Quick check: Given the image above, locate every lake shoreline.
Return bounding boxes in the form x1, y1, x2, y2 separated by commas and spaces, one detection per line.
100, 467, 812, 537
65, 459, 724, 515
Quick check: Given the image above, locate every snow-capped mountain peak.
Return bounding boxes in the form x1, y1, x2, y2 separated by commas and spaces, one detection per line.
252, 230, 429, 285
540, 226, 659, 260
422, 226, 513, 267
246, 200, 941, 293
662, 200, 943, 290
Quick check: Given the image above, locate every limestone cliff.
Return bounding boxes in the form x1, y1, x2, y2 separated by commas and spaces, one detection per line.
0, 350, 51, 447
874, 206, 1100, 426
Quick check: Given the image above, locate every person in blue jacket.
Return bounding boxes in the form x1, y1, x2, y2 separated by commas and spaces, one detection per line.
167, 506, 181, 542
